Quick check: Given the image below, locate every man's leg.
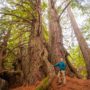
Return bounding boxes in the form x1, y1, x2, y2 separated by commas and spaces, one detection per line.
61, 70, 66, 84
57, 71, 62, 83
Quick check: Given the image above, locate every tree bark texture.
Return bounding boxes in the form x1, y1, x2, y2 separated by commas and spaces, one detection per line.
48, 0, 64, 64
21, 0, 52, 84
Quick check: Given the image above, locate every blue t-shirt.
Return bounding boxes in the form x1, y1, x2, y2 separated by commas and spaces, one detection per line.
54, 61, 66, 70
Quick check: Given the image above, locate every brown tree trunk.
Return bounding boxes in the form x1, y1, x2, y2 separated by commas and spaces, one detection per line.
21, 0, 50, 84
48, 0, 64, 64
48, 0, 81, 77
67, 5, 90, 79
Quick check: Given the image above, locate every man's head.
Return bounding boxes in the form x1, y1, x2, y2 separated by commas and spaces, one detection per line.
57, 57, 63, 62
60, 57, 63, 61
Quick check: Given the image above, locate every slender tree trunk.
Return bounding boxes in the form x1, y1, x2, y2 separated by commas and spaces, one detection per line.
67, 5, 90, 79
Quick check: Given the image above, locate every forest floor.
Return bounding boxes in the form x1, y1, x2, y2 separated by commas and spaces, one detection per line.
10, 76, 90, 90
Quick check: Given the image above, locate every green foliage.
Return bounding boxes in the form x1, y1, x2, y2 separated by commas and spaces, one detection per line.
0, 0, 49, 70
82, 18, 90, 40
3, 53, 16, 70
42, 24, 49, 42
69, 46, 87, 78
0, 0, 34, 69
71, 0, 84, 9
36, 76, 49, 90
42, 1, 47, 11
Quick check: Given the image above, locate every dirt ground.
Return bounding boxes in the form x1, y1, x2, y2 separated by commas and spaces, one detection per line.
49, 76, 90, 90
10, 86, 35, 90
10, 76, 90, 90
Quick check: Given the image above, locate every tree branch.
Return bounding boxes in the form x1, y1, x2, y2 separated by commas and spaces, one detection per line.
58, 0, 72, 19
0, 12, 32, 24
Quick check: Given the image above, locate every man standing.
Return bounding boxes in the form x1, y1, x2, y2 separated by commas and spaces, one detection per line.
54, 57, 66, 85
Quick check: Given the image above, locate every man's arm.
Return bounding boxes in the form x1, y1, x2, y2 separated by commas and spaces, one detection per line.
54, 63, 59, 67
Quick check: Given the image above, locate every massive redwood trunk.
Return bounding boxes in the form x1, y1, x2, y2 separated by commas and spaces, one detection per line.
21, 0, 53, 84
67, 5, 90, 79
